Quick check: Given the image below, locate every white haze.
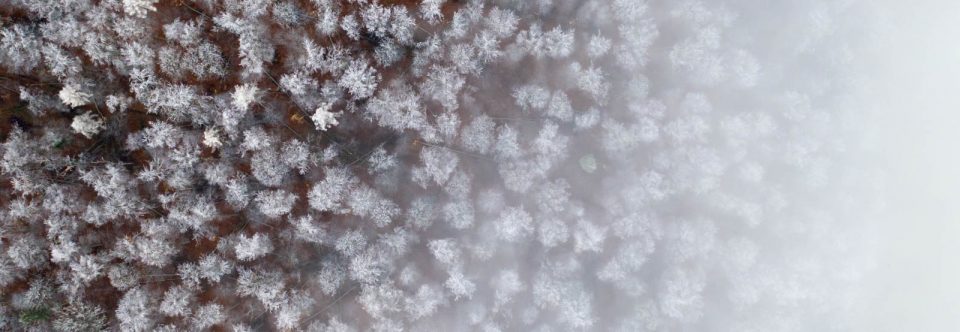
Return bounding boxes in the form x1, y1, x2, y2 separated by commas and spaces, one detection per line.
854, 0, 960, 330
0, 0, 957, 331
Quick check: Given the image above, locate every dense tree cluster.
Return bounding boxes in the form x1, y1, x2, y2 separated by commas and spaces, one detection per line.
0, 0, 879, 331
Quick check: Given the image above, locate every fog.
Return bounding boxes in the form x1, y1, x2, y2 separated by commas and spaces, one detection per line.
853, 0, 960, 330
0, 0, 957, 330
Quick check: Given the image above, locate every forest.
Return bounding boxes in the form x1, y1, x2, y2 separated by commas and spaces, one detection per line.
0, 0, 881, 331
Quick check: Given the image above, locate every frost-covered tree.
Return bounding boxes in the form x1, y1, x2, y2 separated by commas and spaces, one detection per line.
70, 112, 104, 138
235, 233, 274, 261
0, 24, 42, 73
339, 59, 379, 99
116, 288, 155, 331
191, 303, 224, 330
58, 84, 90, 108
255, 189, 298, 218
8, 236, 47, 270
53, 302, 107, 332
232, 83, 261, 111
123, 0, 158, 18
160, 285, 194, 317
312, 102, 341, 131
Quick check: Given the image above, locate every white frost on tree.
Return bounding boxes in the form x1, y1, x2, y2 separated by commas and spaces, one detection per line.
116, 287, 155, 331
231, 83, 261, 111
235, 233, 274, 261
71, 112, 104, 138
59, 84, 90, 107
255, 189, 298, 218
123, 0, 159, 18
202, 128, 223, 149
311, 102, 341, 131
339, 59, 379, 99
